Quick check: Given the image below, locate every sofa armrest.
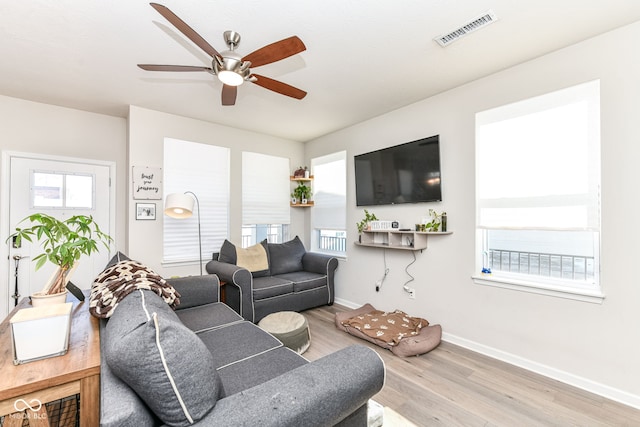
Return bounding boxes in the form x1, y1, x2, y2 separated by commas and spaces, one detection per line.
303, 252, 338, 304
205, 259, 255, 321
196, 345, 384, 426
166, 275, 221, 310
302, 252, 338, 274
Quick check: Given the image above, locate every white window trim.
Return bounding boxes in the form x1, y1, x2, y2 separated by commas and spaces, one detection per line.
471, 274, 605, 304
474, 81, 602, 302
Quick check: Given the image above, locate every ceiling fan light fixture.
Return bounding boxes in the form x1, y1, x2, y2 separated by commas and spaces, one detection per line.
217, 70, 244, 86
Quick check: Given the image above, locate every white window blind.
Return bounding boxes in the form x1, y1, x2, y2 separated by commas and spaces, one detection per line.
242, 152, 290, 225
476, 80, 600, 231
312, 151, 347, 230
163, 138, 229, 263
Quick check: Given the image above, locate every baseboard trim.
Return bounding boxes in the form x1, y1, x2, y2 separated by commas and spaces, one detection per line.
331, 297, 640, 411
442, 332, 640, 411
333, 297, 361, 309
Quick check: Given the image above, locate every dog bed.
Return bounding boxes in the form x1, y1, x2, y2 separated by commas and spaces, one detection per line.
334, 303, 441, 357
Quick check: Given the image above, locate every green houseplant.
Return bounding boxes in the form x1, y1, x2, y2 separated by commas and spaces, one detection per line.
293, 182, 311, 203
8, 213, 113, 297
423, 209, 446, 232
356, 209, 378, 240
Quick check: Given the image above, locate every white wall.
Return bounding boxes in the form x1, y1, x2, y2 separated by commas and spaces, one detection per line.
305, 21, 640, 408
127, 106, 306, 277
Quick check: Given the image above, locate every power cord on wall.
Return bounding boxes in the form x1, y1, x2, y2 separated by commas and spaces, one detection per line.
375, 249, 390, 292
402, 251, 417, 295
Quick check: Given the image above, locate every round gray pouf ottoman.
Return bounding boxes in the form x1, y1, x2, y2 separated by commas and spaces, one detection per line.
258, 311, 311, 354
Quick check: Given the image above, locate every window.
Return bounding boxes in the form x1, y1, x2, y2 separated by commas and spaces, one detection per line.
475, 80, 602, 302
163, 138, 229, 264
31, 171, 94, 209
311, 151, 347, 254
242, 152, 290, 247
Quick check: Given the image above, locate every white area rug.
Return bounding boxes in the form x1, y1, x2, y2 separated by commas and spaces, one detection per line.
368, 400, 418, 427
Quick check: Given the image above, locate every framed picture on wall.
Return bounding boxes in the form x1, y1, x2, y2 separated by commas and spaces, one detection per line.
136, 203, 156, 220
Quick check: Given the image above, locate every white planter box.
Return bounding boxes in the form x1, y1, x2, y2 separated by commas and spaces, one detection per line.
10, 302, 72, 365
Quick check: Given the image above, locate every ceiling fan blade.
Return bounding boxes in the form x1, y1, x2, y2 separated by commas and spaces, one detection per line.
242, 36, 306, 68
251, 74, 307, 100
138, 64, 212, 72
150, 3, 221, 58
221, 85, 237, 106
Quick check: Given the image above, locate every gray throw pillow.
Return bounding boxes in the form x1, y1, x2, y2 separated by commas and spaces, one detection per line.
105, 251, 130, 269
105, 290, 221, 427
217, 239, 237, 264
268, 236, 306, 275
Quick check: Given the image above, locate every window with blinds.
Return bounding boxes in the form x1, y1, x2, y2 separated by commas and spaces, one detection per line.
163, 138, 229, 264
475, 80, 602, 299
241, 152, 290, 247
311, 151, 347, 254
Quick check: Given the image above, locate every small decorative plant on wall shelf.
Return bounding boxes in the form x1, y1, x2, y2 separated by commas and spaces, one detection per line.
356, 209, 378, 242
293, 182, 312, 204
7, 213, 113, 305
422, 209, 447, 232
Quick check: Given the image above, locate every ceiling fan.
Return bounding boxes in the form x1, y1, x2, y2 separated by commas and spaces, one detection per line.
138, 3, 307, 106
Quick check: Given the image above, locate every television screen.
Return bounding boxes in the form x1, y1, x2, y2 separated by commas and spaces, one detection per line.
354, 135, 442, 206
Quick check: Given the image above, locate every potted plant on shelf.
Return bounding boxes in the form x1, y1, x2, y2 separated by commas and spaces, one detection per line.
356, 209, 378, 242
423, 209, 447, 232
7, 213, 113, 306
293, 182, 311, 204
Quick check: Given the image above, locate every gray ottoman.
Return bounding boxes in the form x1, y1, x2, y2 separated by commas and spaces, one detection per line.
258, 311, 311, 354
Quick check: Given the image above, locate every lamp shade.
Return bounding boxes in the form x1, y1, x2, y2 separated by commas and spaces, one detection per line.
164, 193, 195, 219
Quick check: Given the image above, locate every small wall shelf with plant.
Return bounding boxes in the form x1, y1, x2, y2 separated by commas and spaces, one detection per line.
356, 229, 452, 252
290, 167, 313, 207
354, 209, 451, 252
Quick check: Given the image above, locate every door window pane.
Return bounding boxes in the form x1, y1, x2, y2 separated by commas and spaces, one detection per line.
66, 175, 94, 208
32, 171, 94, 209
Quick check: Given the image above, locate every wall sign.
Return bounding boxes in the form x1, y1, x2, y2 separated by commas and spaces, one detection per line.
132, 166, 162, 200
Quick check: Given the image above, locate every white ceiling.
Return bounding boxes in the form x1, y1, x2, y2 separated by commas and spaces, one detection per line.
2, 1, 640, 142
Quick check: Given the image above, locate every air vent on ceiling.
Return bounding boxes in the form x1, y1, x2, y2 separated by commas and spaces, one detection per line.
434, 10, 498, 47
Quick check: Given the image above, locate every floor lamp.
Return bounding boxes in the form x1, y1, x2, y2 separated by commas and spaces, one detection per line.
164, 191, 202, 275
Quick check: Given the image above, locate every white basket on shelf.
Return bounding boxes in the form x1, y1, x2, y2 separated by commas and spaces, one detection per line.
369, 220, 393, 230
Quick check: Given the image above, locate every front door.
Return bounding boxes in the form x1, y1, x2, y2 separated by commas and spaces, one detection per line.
5, 154, 113, 317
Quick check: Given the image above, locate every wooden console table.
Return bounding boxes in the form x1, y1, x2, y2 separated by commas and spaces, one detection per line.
0, 291, 100, 426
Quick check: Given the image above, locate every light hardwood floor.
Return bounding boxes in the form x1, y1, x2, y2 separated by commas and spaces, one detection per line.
303, 304, 640, 427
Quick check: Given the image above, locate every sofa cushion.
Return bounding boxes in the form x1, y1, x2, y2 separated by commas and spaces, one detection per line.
268, 236, 306, 275
176, 302, 243, 333
219, 239, 270, 277
196, 321, 282, 372
216, 347, 307, 395
252, 276, 294, 300
274, 271, 327, 293
105, 290, 221, 427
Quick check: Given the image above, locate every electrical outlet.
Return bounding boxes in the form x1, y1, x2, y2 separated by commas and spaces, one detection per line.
409, 288, 416, 299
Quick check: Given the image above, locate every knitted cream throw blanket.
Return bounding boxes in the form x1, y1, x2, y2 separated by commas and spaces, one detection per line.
90, 260, 180, 318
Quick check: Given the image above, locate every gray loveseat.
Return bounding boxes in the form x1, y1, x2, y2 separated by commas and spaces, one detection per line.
99, 272, 384, 427
206, 236, 338, 323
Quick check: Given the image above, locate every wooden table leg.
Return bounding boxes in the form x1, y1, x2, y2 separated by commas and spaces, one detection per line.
3, 413, 25, 427
27, 405, 50, 427
79, 374, 100, 427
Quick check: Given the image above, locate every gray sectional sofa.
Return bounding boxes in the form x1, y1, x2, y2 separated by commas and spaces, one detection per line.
206, 236, 339, 323
99, 273, 385, 427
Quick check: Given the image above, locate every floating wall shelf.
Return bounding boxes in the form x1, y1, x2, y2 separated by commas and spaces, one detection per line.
355, 229, 452, 251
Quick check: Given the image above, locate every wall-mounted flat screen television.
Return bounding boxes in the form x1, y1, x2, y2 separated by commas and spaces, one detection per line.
354, 135, 442, 206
